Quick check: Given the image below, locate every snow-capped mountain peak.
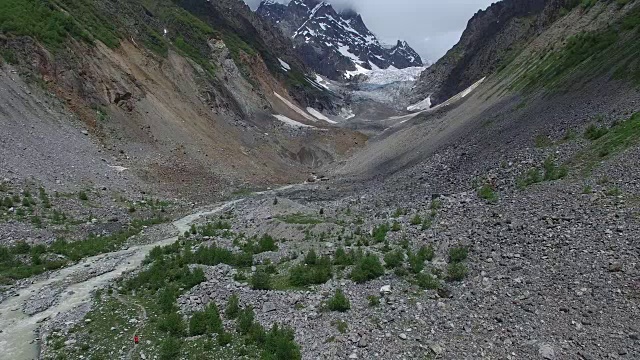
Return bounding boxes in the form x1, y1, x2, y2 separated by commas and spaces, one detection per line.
256, 0, 423, 80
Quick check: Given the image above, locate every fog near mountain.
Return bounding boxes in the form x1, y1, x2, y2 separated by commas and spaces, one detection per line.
244, 0, 494, 62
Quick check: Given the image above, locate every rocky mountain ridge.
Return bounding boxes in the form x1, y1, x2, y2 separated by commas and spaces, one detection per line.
257, 0, 423, 80
411, 0, 577, 106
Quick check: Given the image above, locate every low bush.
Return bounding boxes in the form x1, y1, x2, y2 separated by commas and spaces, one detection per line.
350, 254, 384, 283
417, 245, 435, 262
416, 273, 440, 290
225, 294, 240, 319
584, 124, 609, 140
383, 250, 404, 269
478, 184, 498, 203
448, 246, 469, 263
447, 262, 468, 282
327, 289, 350, 312
367, 295, 380, 307
289, 255, 332, 287
251, 269, 272, 290
237, 306, 255, 335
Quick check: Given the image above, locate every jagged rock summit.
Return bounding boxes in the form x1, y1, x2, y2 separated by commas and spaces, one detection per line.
257, 0, 423, 80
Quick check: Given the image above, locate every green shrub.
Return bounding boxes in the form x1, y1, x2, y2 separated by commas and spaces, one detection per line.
158, 312, 186, 336
410, 214, 422, 226
333, 320, 348, 333
159, 337, 182, 360
251, 270, 272, 290
535, 135, 553, 148
205, 303, 223, 334
189, 311, 208, 336
261, 324, 301, 360
391, 221, 401, 232
478, 184, 498, 203
78, 191, 88, 201
333, 247, 355, 266
12, 241, 31, 254
407, 251, 424, 274
416, 273, 440, 289
225, 294, 240, 319
350, 254, 384, 283
518, 168, 543, 188
237, 306, 255, 335
421, 217, 432, 230
448, 247, 469, 263
289, 256, 332, 287
217, 331, 233, 346
584, 124, 609, 140
257, 234, 278, 253
417, 245, 435, 262
542, 156, 568, 181
447, 263, 468, 282
392, 208, 405, 218
367, 295, 380, 307
372, 223, 390, 242
383, 250, 404, 269
327, 289, 350, 312
304, 249, 318, 265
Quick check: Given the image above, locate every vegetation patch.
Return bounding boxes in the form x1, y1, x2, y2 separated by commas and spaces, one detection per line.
517, 156, 568, 188
0, 0, 120, 50
575, 112, 640, 170
277, 213, 325, 225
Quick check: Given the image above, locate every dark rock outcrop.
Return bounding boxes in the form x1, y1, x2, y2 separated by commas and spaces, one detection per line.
411, 0, 568, 106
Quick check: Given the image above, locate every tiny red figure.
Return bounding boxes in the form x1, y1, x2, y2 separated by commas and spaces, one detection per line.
134, 335, 139, 344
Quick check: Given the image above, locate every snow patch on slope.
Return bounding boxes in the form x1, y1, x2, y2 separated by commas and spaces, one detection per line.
273, 92, 317, 122
407, 96, 431, 112
345, 64, 371, 79
278, 58, 291, 71
306, 108, 337, 124
273, 115, 315, 128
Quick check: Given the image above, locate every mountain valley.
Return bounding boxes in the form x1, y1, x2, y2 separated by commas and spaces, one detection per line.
0, 0, 639, 359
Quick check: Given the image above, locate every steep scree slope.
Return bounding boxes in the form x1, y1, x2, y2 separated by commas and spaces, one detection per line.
0, 0, 365, 199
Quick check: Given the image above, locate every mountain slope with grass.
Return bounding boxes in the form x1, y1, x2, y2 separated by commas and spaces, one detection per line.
0, 0, 363, 201
411, 0, 639, 107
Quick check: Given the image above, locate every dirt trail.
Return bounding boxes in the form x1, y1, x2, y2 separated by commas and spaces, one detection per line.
114, 294, 147, 360
0, 198, 247, 360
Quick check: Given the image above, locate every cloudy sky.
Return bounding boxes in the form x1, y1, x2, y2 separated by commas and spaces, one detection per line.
243, 0, 495, 63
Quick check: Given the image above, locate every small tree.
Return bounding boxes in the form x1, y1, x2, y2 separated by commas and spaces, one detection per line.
159, 337, 182, 360
350, 254, 384, 283
418, 245, 435, 262
383, 250, 403, 269
327, 289, 350, 312
448, 246, 468, 263
237, 306, 255, 335
407, 254, 424, 274
304, 249, 318, 265
447, 263, 468, 282
225, 294, 240, 319
205, 303, 223, 334
251, 269, 272, 290
262, 324, 301, 360
189, 311, 208, 336
416, 273, 440, 290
